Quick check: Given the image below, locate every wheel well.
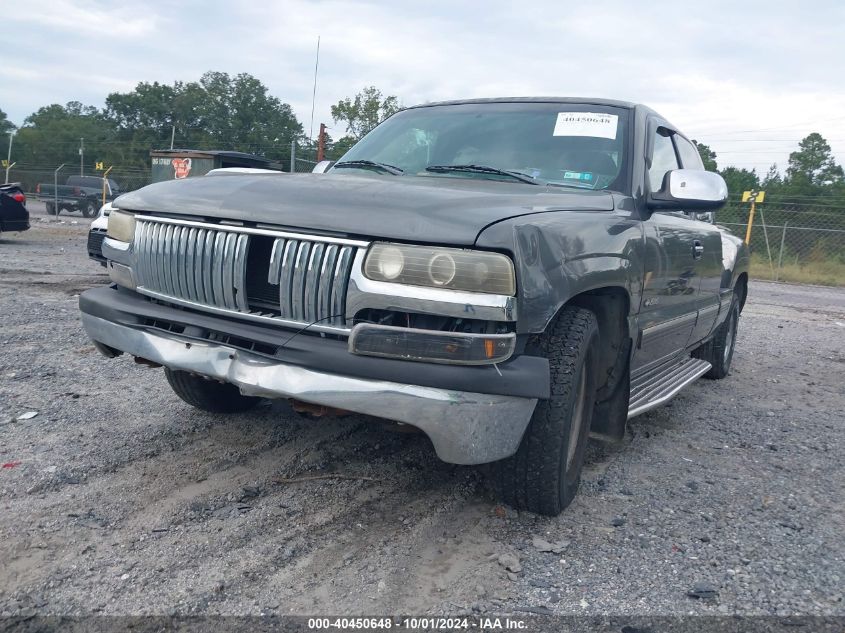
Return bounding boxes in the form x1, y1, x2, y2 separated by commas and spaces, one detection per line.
735, 273, 748, 312
565, 287, 630, 395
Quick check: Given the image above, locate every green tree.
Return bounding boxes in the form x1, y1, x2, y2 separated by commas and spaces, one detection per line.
331, 86, 400, 141
719, 166, 759, 197
761, 164, 782, 190
194, 72, 303, 158
785, 132, 844, 188
103, 72, 304, 166
0, 107, 15, 135
692, 140, 717, 171
13, 102, 113, 170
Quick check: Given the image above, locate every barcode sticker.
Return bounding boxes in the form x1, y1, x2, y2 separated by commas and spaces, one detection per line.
553, 112, 618, 139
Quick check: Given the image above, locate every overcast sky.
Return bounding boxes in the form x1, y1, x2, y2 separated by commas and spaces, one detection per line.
3, 0, 844, 174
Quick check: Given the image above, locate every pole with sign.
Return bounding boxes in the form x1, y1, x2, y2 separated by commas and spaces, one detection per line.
5, 131, 14, 183
98, 164, 113, 207
742, 190, 765, 245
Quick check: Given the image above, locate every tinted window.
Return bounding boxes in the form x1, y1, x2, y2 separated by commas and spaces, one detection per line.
648, 130, 678, 192
675, 136, 704, 170
340, 103, 630, 191
67, 176, 100, 188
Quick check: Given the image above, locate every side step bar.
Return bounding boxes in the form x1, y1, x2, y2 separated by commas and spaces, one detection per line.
627, 357, 712, 419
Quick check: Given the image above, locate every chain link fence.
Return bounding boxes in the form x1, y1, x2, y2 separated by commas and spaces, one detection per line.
8, 166, 152, 195
288, 141, 320, 173
9, 160, 843, 286
717, 198, 845, 286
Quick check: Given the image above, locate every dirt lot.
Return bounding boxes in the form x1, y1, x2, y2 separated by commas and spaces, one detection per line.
1, 203, 843, 618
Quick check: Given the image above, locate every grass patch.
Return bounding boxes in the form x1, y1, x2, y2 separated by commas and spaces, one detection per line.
749, 253, 845, 286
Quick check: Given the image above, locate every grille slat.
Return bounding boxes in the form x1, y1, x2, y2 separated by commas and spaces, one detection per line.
133, 218, 357, 330
304, 242, 325, 323
278, 239, 298, 316
290, 241, 312, 322
233, 234, 249, 312
318, 244, 339, 324
331, 246, 355, 321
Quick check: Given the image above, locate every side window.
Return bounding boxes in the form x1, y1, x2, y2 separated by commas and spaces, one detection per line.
675, 136, 704, 170
648, 129, 679, 192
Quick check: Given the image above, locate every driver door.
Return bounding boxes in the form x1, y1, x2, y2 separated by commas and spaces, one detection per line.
634, 127, 702, 372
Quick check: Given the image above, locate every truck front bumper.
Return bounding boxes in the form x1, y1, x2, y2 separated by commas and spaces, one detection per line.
80, 290, 542, 465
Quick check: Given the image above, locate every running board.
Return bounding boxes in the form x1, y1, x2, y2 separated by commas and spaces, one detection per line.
627, 357, 712, 419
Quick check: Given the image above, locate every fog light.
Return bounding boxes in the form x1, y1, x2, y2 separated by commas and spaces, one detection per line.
349, 323, 515, 365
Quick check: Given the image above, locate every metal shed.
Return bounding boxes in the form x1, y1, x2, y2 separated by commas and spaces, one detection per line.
150, 150, 283, 183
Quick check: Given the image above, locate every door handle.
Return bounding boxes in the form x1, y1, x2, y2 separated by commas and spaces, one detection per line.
692, 240, 704, 260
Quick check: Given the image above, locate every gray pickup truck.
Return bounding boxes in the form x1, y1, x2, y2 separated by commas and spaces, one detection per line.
79, 98, 748, 515
37, 175, 120, 217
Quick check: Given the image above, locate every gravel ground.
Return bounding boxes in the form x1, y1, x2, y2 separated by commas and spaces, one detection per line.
0, 203, 843, 618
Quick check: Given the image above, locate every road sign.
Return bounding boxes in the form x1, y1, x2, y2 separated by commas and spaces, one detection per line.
1, 160, 7, 168
95, 161, 105, 171
741, 190, 766, 203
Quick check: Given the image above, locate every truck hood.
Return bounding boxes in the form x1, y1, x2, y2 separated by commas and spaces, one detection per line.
114, 173, 615, 246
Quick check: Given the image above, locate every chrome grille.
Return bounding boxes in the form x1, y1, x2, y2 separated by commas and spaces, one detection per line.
132, 217, 362, 330
268, 238, 356, 324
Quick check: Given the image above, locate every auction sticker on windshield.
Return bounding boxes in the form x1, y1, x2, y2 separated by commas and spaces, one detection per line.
553, 112, 618, 139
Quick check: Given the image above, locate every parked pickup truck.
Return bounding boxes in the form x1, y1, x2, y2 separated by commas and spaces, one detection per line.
37, 175, 120, 217
79, 98, 748, 515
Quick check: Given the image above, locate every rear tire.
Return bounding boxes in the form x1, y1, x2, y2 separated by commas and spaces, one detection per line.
164, 368, 261, 413
693, 295, 740, 379
491, 305, 599, 516
46, 203, 58, 216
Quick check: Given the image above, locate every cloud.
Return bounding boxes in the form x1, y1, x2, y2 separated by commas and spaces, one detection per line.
2, 0, 843, 172
6, 0, 158, 38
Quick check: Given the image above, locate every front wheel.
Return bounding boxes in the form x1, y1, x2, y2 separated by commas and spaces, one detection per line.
491, 305, 599, 516
693, 295, 740, 379
46, 202, 58, 216
82, 201, 97, 218
164, 368, 261, 413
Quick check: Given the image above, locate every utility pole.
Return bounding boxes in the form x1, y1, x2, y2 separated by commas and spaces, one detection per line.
317, 123, 326, 162
309, 35, 321, 142
170, 124, 176, 150
79, 138, 84, 176
4, 131, 13, 184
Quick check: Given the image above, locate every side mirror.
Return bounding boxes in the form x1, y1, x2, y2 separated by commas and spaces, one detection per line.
312, 160, 335, 174
648, 169, 727, 211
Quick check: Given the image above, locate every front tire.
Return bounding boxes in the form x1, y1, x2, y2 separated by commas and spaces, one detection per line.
693, 295, 740, 379
82, 201, 97, 218
164, 368, 261, 413
491, 306, 599, 516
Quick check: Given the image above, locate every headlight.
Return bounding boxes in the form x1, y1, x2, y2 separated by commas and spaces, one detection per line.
364, 243, 515, 295
106, 209, 135, 242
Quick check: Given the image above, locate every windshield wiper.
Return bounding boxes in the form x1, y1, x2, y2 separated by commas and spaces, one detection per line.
425, 164, 541, 185
333, 160, 404, 175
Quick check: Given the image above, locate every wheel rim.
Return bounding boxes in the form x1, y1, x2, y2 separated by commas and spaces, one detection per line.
723, 309, 737, 365
565, 368, 588, 471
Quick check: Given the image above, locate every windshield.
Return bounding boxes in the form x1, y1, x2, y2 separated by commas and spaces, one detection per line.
337, 102, 630, 191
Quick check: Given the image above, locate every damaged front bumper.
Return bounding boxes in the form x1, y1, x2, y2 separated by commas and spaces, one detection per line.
79, 289, 543, 465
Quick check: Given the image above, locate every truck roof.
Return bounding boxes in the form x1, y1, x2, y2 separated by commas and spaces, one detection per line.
406, 96, 640, 110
